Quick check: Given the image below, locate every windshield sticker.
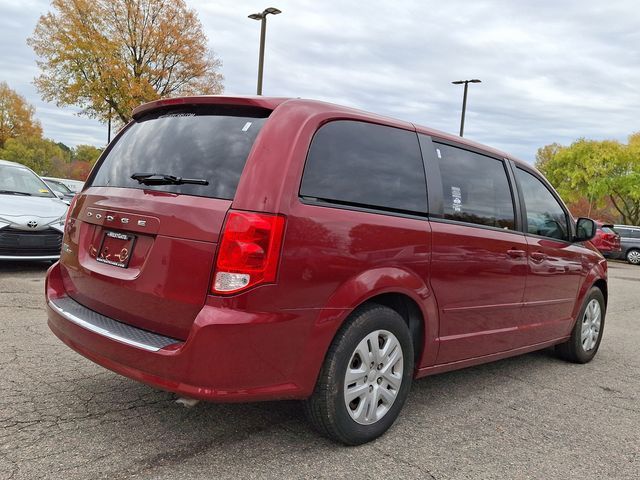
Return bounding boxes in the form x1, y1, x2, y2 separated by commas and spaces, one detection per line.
436, 148, 442, 159
242, 122, 252, 132
451, 186, 462, 212
39, 188, 49, 194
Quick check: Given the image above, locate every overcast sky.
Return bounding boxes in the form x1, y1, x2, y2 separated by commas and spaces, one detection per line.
1, 0, 639, 162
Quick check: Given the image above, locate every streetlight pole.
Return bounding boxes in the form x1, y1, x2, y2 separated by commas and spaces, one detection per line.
249, 7, 282, 95
452, 79, 481, 137
107, 105, 112, 144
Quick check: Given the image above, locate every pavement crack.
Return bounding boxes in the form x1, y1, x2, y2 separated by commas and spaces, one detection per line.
373, 446, 438, 478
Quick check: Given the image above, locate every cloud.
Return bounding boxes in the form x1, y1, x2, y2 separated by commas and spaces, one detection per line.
1, 0, 639, 162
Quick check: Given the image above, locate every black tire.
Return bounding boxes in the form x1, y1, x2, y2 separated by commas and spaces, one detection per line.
626, 248, 640, 265
304, 304, 414, 445
555, 287, 605, 363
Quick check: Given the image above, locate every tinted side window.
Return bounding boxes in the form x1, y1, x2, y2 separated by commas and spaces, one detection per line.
435, 143, 515, 229
300, 121, 427, 214
515, 168, 569, 241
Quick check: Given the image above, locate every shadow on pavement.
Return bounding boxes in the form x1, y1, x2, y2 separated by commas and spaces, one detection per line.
0, 260, 53, 274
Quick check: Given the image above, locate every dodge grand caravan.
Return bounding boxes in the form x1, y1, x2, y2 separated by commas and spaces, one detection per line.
46, 96, 607, 445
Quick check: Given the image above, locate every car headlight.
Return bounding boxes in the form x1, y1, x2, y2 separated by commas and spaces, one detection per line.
47, 214, 67, 232
49, 214, 66, 226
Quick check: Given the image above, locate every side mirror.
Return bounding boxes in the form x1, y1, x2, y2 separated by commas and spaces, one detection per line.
54, 192, 65, 200
574, 217, 596, 242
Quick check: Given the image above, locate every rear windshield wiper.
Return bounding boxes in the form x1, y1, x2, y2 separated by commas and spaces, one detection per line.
0, 190, 32, 196
130, 173, 209, 186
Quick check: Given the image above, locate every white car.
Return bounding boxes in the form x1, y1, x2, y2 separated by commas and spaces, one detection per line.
0, 159, 68, 261
41, 176, 84, 193
42, 178, 76, 204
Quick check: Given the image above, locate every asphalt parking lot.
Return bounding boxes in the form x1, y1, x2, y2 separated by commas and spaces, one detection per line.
0, 261, 638, 479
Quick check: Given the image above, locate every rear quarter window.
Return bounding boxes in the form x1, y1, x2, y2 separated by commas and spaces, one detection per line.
90, 105, 270, 200
300, 120, 427, 214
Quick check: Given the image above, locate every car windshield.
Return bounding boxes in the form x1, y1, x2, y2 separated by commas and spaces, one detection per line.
0, 165, 55, 197
45, 180, 72, 195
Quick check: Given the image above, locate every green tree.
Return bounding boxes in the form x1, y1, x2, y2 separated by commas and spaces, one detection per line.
56, 142, 71, 154
537, 135, 640, 225
29, 0, 223, 126
0, 136, 69, 175
72, 144, 103, 164
0, 82, 43, 148
535, 142, 563, 171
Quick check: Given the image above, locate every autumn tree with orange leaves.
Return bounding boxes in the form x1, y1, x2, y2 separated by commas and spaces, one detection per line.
29, 0, 224, 126
0, 82, 43, 148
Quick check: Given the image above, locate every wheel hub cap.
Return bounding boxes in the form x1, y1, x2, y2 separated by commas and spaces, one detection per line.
343, 329, 404, 425
580, 299, 601, 352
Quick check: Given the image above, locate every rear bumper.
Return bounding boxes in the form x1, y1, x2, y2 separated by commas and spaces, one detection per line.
48, 295, 179, 352
1, 254, 59, 261
595, 245, 620, 254
45, 262, 334, 402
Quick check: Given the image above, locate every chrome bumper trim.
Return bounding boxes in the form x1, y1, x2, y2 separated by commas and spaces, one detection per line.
0, 255, 59, 260
48, 296, 181, 352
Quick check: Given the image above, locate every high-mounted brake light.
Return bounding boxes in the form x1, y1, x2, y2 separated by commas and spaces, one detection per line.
211, 211, 286, 294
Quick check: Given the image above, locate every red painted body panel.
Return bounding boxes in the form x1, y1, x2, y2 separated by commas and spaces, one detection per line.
45, 95, 608, 403
430, 222, 529, 363
60, 188, 230, 339
591, 223, 621, 254
517, 236, 584, 344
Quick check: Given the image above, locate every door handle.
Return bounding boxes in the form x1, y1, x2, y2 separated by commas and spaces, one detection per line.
507, 249, 526, 258
531, 251, 547, 262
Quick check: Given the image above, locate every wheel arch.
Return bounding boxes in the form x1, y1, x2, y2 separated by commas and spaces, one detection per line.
573, 259, 608, 322
592, 278, 608, 307
357, 292, 426, 365
312, 267, 440, 375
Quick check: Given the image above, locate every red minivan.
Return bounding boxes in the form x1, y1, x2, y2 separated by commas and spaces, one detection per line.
46, 96, 607, 445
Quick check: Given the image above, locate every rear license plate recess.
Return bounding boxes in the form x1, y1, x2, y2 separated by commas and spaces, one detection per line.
96, 230, 135, 268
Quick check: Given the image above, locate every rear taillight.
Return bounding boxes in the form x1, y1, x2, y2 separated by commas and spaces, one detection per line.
64, 195, 78, 231
211, 210, 286, 295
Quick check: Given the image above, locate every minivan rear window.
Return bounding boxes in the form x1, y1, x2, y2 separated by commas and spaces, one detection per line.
90, 105, 270, 200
